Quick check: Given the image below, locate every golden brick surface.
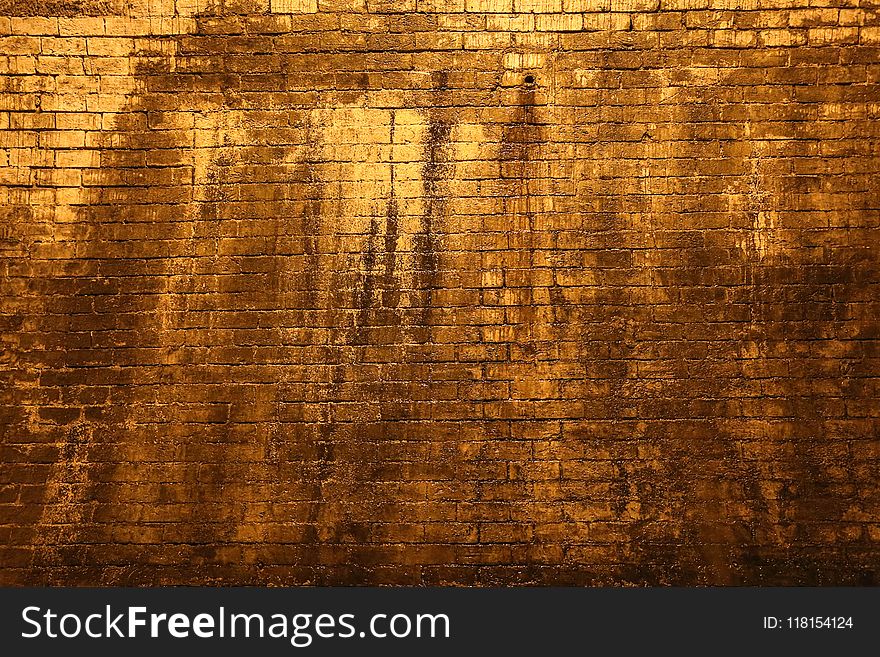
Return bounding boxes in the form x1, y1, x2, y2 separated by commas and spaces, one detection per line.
0, 0, 879, 585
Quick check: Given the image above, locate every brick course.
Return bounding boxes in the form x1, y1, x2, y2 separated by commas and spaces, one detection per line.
1, 0, 879, 585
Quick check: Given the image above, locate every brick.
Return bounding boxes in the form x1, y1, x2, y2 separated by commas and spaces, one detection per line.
58, 18, 105, 37
535, 13, 583, 31
271, 0, 319, 12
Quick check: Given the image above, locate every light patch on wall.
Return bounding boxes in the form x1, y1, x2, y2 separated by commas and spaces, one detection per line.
751, 210, 777, 260
450, 122, 487, 164
311, 106, 429, 301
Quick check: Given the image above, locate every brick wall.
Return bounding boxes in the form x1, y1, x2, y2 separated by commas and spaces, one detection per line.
1, 0, 879, 585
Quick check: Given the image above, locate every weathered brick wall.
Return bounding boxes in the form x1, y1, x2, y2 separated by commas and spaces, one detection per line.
1, 0, 879, 585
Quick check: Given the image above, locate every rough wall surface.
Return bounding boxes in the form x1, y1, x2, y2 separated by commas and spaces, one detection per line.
1, 0, 879, 586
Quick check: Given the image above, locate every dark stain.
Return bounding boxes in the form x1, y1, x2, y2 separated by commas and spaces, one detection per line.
610, 460, 629, 517
381, 197, 401, 310
413, 117, 451, 341
498, 73, 546, 348
351, 216, 381, 347
350, 115, 406, 344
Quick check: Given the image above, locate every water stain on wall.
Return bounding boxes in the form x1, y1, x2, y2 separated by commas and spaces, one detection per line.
3, 1, 879, 585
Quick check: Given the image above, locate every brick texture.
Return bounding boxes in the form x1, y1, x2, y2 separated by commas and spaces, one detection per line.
1, 0, 879, 586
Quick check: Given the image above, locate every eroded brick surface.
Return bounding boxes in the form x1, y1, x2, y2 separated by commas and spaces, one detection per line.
1, 0, 879, 585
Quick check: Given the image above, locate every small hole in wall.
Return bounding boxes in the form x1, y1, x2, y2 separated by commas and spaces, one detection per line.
524, 75, 535, 85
